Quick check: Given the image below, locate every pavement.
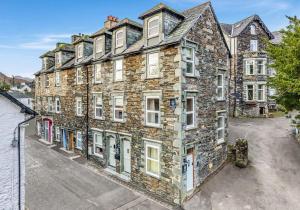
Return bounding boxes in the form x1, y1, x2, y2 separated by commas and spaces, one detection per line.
183, 117, 300, 210
25, 136, 170, 210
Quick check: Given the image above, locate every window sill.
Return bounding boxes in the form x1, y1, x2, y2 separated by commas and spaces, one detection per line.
185, 74, 197, 78
217, 139, 226, 145
114, 80, 123, 83
94, 117, 104, 120
75, 147, 82, 150
113, 119, 125, 123
216, 99, 226, 102
145, 124, 161, 129
94, 81, 102, 85
145, 76, 161, 80
76, 115, 84, 117
145, 171, 160, 179
185, 126, 197, 131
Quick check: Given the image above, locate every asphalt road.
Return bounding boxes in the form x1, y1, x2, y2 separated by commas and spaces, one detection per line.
25, 136, 169, 210
184, 117, 300, 210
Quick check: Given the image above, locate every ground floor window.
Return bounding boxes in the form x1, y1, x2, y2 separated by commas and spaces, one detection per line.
55, 126, 60, 141
145, 142, 160, 178
93, 132, 103, 157
76, 131, 82, 150
217, 112, 225, 143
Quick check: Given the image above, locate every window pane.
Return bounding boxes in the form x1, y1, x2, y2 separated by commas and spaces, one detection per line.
115, 98, 123, 107
187, 98, 193, 112
147, 98, 159, 111
217, 88, 223, 98
187, 113, 193, 126
217, 129, 224, 140
217, 75, 223, 86
147, 112, 159, 124
218, 117, 224, 128
148, 147, 158, 159
115, 110, 123, 119
147, 159, 159, 174
186, 62, 193, 74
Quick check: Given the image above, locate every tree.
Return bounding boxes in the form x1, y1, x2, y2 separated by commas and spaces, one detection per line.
266, 16, 300, 111
0, 82, 10, 91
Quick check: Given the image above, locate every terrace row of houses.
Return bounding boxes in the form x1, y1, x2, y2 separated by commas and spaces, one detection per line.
33, 1, 276, 204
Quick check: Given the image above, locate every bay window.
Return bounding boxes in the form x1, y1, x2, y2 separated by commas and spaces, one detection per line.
257, 84, 265, 101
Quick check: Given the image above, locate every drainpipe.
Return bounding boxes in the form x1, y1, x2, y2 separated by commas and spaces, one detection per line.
17, 113, 36, 210
86, 66, 89, 160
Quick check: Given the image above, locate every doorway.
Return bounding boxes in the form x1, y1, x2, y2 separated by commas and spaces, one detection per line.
259, 107, 265, 115
123, 140, 131, 174
109, 136, 116, 168
186, 148, 194, 192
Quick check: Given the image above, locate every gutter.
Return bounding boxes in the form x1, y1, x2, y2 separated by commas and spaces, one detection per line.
17, 111, 36, 210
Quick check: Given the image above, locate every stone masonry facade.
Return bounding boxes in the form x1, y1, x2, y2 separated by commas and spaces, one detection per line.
221, 15, 275, 117
34, 2, 230, 205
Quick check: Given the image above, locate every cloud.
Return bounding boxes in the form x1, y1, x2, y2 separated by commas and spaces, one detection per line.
19, 34, 71, 50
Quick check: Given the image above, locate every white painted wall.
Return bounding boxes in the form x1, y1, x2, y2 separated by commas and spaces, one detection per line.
0, 95, 26, 210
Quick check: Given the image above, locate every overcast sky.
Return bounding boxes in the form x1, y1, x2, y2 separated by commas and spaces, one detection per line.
0, 0, 299, 78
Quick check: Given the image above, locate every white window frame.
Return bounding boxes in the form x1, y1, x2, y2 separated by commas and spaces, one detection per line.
147, 52, 159, 78
93, 93, 103, 119
257, 84, 265, 101
186, 97, 195, 129
95, 37, 103, 54
245, 60, 255, 75
217, 74, 225, 100
43, 58, 47, 69
246, 85, 254, 101
77, 43, 83, 59
76, 131, 82, 150
113, 96, 124, 122
145, 143, 160, 178
148, 16, 159, 38
145, 96, 160, 127
114, 59, 123, 81
55, 97, 61, 113
115, 29, 124, 48
257, 60, 265, 75
94, 63, 101, 83
217, 114, 225, 144
183, 47, 195, 76
48, 97, 53, 112
55, 71, 60, 86
250, 24, 256, 35
93, 132, 103, 158
55, 126, 60, 142
76, 97, 83, 116
250, 40, 258, 52
76, 67, 83, 84
44, 74, 49, 87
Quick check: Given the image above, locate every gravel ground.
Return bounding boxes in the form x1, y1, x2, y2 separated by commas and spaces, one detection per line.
184, 117, 300, 210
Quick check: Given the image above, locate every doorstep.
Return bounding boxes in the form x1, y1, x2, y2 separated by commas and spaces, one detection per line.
59, 147, 74, 154
38, 139, 52, 145
104, 168, 131, 182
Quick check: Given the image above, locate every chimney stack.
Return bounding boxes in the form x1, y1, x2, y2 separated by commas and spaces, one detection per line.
104, 16, 119, 29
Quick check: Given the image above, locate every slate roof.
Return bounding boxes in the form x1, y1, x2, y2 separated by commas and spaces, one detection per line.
59, 57, 75, 70
8, 91, 32, 99
139, 2, 185, 19
72, 35, 93, 45
39, 50, 54, 58
75, 55, 93, 66
90, 27, 112, 38
53, 43, 75, 52
271, 31, 283, 44
221, 15, 274, 39
109, 18, 143, 31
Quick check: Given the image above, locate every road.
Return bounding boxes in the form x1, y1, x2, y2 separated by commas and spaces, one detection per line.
25, 136, 169, 210
184, 117, 300, 210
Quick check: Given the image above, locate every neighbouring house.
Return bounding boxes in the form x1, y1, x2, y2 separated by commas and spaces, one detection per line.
8, 90, 34, 109
221, 15, 275, 117
34, 1, 230, 204
11, 82, 32, 93
0, 91, 36, 210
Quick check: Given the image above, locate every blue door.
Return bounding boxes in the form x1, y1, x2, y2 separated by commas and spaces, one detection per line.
63, 129, 68, 149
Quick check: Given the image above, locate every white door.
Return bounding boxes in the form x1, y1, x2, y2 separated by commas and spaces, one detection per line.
123, 140, 131, 174
186, 153, 194, 191
109, 137, 116, 167
37, 122, 41, 136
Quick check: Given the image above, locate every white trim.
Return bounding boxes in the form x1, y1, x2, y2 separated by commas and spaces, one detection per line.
217, 74, 225, 100
145, 142, 160, 178
93, 132, 103, 158
145, 96, 160, 127
116, 29, 124, 48
186, 97, 195, 129
183, 47, 195, 76
113, 95, 124, 122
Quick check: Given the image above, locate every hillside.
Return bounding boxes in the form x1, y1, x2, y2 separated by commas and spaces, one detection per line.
0, 72, 33, 86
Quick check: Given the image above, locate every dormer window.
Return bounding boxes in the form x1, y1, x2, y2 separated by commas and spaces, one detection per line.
250, 24, 256, 35
77, 43, 83, 59
42, 58, 47, 69
148, 16, 159, 38
95, 37, 103, 54
116, 30, 124, 48
55, 52, 62, 65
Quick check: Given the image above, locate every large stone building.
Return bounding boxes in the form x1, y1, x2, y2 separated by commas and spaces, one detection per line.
34, 1, 230, 204
221, 15, 274, 117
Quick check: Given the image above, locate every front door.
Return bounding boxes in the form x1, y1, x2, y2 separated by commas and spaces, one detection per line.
123, 140, 131, 174
44, 121, 49, 142
109, 137, 116, 168
186, 152, 194, 191
69, 131, 74, 151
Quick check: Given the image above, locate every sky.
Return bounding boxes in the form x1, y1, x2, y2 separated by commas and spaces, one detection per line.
0, 0, 299, 78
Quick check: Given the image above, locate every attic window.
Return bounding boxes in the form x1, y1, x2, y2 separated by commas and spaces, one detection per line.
95, 37, 103, 53
250, 25, 256, 35
55, 52, 62, 65
116, 29, 124, 48
77, 43, 83, 59
148, 16, 159, 38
